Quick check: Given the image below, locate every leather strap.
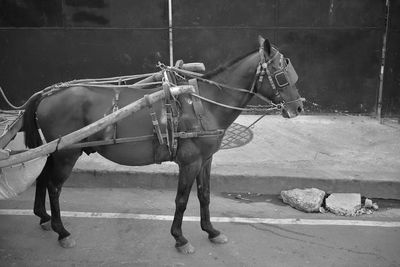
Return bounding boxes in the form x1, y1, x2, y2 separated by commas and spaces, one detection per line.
162, 79, 179, 159
188, 78, 208, 130
144, 94, 164, 145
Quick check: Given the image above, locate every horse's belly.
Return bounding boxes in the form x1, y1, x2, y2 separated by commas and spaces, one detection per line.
90, 99, 167, 166
95, 141, 157, 166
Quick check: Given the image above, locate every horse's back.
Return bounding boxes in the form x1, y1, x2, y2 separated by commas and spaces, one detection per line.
37, 86, 110, 140
36, 86, 161, 165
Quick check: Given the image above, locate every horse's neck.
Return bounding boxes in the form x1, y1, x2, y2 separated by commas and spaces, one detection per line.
201, 52, 259, 129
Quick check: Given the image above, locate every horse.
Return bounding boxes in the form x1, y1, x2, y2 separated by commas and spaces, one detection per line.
22, 35, 303, 254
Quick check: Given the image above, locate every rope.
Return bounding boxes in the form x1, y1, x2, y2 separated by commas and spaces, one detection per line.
0, 86, 25, 109
53, 81, 162, 89
165, 65, 277, 107
160, 63, 283, 114
161, 64, 284, 113
62, 72, 156, 84
190, 93, 279, 112
167, 66, 252, 94
0, 72, 160, 110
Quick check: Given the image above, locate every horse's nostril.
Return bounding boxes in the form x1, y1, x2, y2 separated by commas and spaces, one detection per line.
297, 106, 303, 113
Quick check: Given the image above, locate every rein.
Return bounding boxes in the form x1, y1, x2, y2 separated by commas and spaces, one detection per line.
159, 46, 304, 131
159, 46, 292, 114
163, 45, 304, 114
186, 93, 281, 112
161, 65, 282, 112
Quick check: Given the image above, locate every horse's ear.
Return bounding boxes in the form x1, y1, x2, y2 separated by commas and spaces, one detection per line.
263, 38, 272, 56
258, 35, 265, 46
258, 35, 271, 56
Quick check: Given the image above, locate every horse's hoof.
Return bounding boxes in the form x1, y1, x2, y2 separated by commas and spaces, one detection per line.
176, 242, 195, 254
40, 221, 51, 231
209, 233, 228, 244
59, 236, 76, 248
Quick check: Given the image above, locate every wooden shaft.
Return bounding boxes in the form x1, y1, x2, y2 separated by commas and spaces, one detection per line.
134, 72, 163, 85
175, 60, 205, 73
0, 149, 10, 160
0, 85, 194, 168
181, 63, 205, 72
134, 62, 205, 86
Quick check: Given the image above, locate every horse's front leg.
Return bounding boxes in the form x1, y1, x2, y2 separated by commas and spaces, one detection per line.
196, 157, 228, 244
171, 159, 201, 254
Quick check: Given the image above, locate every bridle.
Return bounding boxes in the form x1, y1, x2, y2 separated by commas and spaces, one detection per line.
250, 45, 302, 108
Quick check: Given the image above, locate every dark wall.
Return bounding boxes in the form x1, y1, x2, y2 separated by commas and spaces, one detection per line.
173, 0, 386, 113
0, 0, 168, 107
0, 0, 395, 115
383, 0, 400, 116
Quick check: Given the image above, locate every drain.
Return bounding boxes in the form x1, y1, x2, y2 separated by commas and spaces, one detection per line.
221, 123, 253, 150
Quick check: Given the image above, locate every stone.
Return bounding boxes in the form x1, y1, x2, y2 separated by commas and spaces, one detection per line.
354, 207, 373, 216
319, 207, 327, 213
364, 198, 373, 208
280, 188, 326, 213
325, 193, 361, 216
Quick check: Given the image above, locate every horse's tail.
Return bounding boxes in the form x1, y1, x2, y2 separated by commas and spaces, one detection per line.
22, 92, 44, 148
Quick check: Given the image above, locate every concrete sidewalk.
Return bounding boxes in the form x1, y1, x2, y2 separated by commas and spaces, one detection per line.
68, 115, 400, 199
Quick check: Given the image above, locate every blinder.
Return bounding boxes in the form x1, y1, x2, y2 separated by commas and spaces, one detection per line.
271, 58, 298, 89
251, 45, 300, 107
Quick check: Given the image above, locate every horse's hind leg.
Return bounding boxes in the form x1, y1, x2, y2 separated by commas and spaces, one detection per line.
171, 159, 201, 254
33, 168, 51, 231
46, 151, 81, 248
196, 157, 228, 244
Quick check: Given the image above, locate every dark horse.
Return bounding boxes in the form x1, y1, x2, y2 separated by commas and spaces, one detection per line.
22, 36, 303, 254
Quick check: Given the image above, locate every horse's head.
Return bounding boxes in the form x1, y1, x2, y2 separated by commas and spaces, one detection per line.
255, 36, 304, 118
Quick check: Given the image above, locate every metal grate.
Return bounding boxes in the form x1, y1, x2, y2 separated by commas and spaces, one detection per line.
221, 123, 253, 150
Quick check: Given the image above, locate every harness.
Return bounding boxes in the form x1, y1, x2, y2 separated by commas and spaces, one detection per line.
99, 83, 220, 162
138, 45, 300, 161
162, 45, 301, 113
37, 44, 301, 162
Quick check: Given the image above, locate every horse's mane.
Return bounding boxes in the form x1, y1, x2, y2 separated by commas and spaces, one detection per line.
202, 49, 257, 79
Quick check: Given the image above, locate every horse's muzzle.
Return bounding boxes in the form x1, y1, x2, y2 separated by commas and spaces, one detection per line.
282, 103, 303, 118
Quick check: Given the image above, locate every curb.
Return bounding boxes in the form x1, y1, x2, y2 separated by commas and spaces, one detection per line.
67, 169, 400, 199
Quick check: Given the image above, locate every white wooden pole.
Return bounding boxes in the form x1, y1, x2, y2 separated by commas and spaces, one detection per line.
377, 0, 390, 123
168, 0, 174, 66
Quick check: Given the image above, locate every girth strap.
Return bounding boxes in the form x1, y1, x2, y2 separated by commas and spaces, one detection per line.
163, 83, 172, 150
162, 83, 179, 158
144, 94, 164, 145
64, 129, 225, 150
163, 72, 180, 159
188, 78, 208, 130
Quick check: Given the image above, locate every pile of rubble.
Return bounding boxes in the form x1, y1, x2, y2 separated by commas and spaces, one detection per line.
280, 188, 379, 216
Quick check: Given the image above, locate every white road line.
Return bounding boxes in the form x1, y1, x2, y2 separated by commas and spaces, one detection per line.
1, 209, 400, 228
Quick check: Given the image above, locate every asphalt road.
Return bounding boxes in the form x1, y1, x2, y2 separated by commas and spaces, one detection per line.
1, 187, 400, 267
